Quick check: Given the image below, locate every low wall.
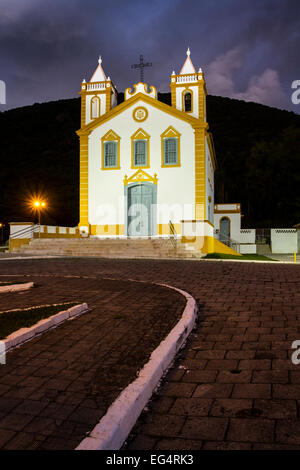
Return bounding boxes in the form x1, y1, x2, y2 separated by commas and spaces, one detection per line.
239, 229, 256, 244
35, 226, 80, 238
271, 229, 298, 254
240, 244, 257, 254
9, 223, 80, 252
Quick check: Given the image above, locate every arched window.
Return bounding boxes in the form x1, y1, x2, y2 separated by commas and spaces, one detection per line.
184, 91, 192, 112
91, 96, 100, 119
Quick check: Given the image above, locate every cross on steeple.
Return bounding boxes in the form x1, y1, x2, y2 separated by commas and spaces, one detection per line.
131, 55, 152, 83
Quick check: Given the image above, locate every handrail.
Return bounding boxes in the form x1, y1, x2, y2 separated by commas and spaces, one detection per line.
168, 221, 177, 251
10, 224, 40, 239
214, 229, 240, 253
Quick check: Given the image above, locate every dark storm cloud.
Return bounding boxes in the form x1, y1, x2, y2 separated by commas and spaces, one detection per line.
0, 0, 299, 112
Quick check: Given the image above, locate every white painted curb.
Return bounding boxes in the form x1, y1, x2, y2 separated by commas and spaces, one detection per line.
3, 302, 89, 353
76, 284, 198, 451
0, 282, 34, 293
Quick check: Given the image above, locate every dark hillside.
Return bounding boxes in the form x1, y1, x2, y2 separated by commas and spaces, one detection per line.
0, 94, 299, 235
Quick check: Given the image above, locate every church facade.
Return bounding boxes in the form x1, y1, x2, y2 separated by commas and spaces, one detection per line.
77, 49, 220, 253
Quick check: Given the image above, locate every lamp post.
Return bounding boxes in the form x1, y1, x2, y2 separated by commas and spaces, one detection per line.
33, 201, 46, 238
0, 223, 3, 245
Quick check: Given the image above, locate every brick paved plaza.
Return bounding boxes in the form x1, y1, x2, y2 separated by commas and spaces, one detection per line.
0, 257, 300, 450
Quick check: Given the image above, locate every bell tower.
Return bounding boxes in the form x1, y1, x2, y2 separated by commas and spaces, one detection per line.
170, 48, 207, 121
80, 56, 117, 127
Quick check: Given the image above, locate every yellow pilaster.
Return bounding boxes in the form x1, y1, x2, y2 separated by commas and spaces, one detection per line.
170, 82, 176, 108
105, 88, 111, 113
81, 92, 86, 127
194, 128, 206, 219
79, 134, 89, 230
198, 82, 206, 121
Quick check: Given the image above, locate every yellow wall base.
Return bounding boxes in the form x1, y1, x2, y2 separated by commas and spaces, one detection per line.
33, 233, 80, 239
182, 236, 242, 256
90, 224, 125, 236
9, 238, 31, 252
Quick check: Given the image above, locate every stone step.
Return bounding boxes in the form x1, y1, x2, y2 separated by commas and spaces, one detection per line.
13, 237, 204, 259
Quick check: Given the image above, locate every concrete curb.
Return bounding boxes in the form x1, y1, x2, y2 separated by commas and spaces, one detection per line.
3, 302, 89, 353
76, 284, 198, 451
0, 282, 34, 293
203, 258, 299, 264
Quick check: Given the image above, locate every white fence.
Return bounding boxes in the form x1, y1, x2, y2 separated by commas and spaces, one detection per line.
239, 229, 256, 244
271, 229, 298, 254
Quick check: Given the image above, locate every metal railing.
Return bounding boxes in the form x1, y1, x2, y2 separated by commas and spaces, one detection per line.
169, 221, 177, 250
9, 224, 40, 239
156, 221, 178, 255
214, 229, 240, 253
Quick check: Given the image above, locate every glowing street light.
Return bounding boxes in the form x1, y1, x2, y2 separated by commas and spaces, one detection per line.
33, 200, 46, 237
0, 223, 4, 245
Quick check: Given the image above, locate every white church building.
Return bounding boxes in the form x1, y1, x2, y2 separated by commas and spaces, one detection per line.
8, 50, 299, 257
76, 49, 238, 255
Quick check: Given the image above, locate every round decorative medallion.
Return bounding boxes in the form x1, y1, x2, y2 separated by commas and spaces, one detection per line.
133, 106, 148, 122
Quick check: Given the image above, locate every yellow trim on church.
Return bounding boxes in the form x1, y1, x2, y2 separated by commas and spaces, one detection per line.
101, 129, 121, 170
131, 128, 150, 169
161, 126, 181, 168
182, 88, 194, 114
79, 134, 89, 228
91, 96, 100, 119
194, 128, 206, 220
123, 169, 157, 186
77, 92, 206, 137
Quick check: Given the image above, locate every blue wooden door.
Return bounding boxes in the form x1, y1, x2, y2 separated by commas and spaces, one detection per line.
128, 184, 153, 236
220, 217, 230, 240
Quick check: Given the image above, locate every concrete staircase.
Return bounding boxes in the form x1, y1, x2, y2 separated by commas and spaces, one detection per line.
12, 237, 204, 260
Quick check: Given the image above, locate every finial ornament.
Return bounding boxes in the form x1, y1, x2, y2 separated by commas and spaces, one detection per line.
187, 47, 191, 57
82, 79, 86, 83
172, 70, 175, 75
198, 67, 202, 73
98, 55, 102, 65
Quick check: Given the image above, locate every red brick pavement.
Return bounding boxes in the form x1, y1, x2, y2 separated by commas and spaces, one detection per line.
0, 258, 300, 450
0, 269, 185, 450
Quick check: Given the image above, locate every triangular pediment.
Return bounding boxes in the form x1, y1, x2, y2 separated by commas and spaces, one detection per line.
131, 128, 150, 140
161, 126, 181, 138
123, 169, 157, 186
101, 129, 120, 141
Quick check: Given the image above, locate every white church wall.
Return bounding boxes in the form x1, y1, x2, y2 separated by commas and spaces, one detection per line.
271, 229, 298, 253
111, 91, 117, 109
88, 99, 196, 230
214, 212, 241, 241
85, 94, 106, 125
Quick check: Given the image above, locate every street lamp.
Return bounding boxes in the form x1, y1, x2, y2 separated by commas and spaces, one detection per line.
33, 201, 46, 238
0, 223, 4, 245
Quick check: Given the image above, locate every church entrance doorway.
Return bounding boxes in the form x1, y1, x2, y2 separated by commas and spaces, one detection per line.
127, 183, 156, 237
220, 217, 230, 241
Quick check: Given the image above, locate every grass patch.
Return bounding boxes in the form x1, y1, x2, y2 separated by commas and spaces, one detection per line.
0, 302, 78, 340
204, 252, 276, 261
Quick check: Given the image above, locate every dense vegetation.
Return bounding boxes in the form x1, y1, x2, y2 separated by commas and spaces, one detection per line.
0, 94, 299, 239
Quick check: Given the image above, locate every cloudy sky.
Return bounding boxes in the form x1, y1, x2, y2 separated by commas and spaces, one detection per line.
0, 0, 299, 113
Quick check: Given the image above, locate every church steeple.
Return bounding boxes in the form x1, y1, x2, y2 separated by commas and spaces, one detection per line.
79, 56, 118, 127
170, 48, 207, 121
90, 56, 107, 82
